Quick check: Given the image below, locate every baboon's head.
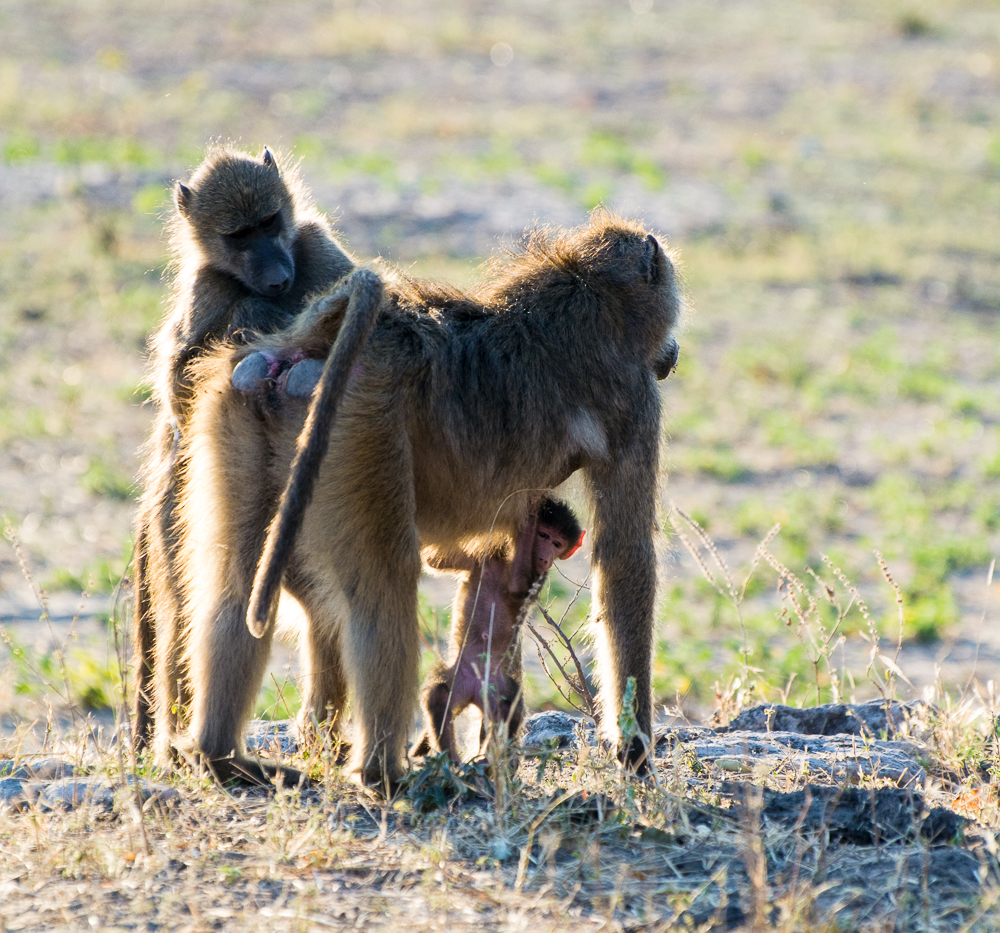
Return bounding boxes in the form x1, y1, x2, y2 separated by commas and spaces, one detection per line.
494, 212, 682, 380
572, 212, 682, 379
175, 147, 297, 298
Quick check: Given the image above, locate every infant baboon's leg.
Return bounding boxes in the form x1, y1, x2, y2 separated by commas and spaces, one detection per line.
479, 674, 524, 750
424, 678, 461, 761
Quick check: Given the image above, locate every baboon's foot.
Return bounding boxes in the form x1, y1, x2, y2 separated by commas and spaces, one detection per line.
410, 732, 432, 758
231, 351, 321, 399
351, 753, 405, 798
617, 737, 655, 781
175, 738, 309, 789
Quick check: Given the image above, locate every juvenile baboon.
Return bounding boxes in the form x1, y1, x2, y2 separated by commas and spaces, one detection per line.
414, 497, 584, 762
176, 212, 681, 790
133, 146, 358, 751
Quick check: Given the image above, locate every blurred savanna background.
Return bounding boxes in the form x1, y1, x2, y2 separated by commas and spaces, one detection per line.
1, 0, 1000, 727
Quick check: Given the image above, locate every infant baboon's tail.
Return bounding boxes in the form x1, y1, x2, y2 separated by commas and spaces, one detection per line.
246, 268, 383, 638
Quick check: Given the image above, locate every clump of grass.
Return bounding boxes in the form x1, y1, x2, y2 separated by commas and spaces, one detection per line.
668, 505, 929, 715
79, 457, 134, 501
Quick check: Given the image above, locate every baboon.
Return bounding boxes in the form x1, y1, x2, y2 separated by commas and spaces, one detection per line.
175, 212, 681, 790
414, 497, 584, 762
133, 146, 358, 752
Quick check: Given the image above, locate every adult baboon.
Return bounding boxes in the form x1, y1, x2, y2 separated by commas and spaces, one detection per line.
414, 497, 584, 762
176, 212, 681, 789
133, 146, 358, 751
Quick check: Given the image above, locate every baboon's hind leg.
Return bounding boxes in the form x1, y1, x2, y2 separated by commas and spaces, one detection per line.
288, 581, 352, 762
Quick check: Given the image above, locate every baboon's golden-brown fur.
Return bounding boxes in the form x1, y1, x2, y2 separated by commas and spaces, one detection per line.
172, 212, 681, 789
133, 146, 357, 752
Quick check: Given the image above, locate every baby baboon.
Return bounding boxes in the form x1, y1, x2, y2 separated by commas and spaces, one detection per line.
415, 497, 584, 762
133, 146, 358, 750
176, 212, 682, 790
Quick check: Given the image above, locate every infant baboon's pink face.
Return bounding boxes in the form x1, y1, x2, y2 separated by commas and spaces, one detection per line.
533, 523, 572, 574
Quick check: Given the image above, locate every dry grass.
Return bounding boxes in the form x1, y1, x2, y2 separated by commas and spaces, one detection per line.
3, 527, 1000, 932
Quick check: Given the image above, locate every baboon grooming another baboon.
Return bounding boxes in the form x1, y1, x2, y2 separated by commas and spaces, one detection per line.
175, 212, 681, 789
414, 497, 584, 762
133, 146, 358, 752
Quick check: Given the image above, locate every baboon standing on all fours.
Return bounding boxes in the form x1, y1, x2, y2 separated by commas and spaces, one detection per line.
175, 212, 681, 789
415, 497, 585, 762
132, 146, 359, 752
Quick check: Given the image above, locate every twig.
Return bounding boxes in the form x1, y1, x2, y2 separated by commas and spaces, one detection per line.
536, 604, 599, 724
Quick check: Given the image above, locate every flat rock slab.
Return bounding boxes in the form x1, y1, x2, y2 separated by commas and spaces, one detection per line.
658, 728, 927, 785
519, 707, 928, 785
1, 776, 180, 813
723, 700, 922, 737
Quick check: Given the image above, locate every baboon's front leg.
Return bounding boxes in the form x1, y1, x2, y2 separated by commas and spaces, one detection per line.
587, 432, 659, 772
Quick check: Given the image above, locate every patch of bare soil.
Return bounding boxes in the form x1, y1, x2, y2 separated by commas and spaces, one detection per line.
1, 704, 997, 932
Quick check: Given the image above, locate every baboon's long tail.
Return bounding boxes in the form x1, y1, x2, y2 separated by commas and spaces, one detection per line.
246, 269, 383, 638
131, 519, 155, 748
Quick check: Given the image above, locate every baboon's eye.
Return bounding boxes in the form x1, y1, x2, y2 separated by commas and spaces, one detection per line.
260, 213, 282, 234
224, 226, 253, 242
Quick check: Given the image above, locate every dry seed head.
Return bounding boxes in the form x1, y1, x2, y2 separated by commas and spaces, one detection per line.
674, 523, 721, 593
674, 506, 736, 595
821, 554, 871, 620
875, 551, 904, 606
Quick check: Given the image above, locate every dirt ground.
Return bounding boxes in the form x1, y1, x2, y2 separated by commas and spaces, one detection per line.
2, 1, 1000, 928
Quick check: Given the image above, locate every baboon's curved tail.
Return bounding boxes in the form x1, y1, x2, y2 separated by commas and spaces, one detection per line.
247, 269, 383, 638
131, 519, 155, 747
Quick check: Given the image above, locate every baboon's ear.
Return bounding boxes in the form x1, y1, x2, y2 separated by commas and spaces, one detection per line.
564, 530, 586, 559
175, 182, 192, 216
262, 148, 278, 171
641, 234, 661, 285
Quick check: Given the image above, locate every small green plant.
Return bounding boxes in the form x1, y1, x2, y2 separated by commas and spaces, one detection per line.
80, 458, 134, 500
617, 675, 639, 747
400, 752, 490, 815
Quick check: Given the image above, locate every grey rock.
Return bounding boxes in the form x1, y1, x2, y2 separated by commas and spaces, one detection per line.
724, 783, 969, 847
135, 782, 182, 810
39, 778, 117, 811
246, 719, 299, 756
30, 777, 180, 813
723, 700, 920, 738
0, 757, 78, 780
520, 711, 594, 755
0, 777, 28, 811
656, 728, 926, 785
